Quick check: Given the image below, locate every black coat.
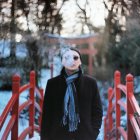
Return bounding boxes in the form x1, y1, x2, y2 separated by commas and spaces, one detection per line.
41, 71, 103, 140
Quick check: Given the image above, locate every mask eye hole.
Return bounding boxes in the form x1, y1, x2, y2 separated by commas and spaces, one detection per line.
73, 56, 79, 61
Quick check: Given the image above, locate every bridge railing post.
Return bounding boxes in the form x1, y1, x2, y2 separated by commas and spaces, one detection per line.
114, 71, 121, 139
29, 71, 35, 138
126, 74, 135, 140
38, 88, 44, 130
11, 74, 20, 140
108, 87, 113, 138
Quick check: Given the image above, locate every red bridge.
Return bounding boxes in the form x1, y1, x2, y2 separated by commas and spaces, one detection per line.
0, 71, 43, 140
0, 70, 140, 139
104, 71, 140, 140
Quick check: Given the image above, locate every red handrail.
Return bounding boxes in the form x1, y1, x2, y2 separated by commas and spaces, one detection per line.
104, 70, 140, 140
0, 71, 44, 140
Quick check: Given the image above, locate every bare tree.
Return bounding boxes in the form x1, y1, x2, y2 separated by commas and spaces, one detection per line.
75, 0, 100, 33
10, 0, 17, 57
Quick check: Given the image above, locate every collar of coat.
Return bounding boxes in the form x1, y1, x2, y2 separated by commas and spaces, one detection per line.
60, 67, 83, 77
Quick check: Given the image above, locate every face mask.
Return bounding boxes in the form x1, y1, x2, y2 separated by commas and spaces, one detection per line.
62, 50, 81, 70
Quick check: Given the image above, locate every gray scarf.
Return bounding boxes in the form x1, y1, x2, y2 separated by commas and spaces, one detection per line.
62, 71, 80, 132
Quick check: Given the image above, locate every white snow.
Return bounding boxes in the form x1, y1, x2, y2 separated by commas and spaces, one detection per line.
0, 40, 27, 58
0, 40, 10, 58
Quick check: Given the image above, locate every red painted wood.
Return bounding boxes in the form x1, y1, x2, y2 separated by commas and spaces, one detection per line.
0, 94, 17, 129
117, 126, 127, 140
19, 83, 31, 94
126, 74, 135, 140
1, 115, 16, 140
18, 127, 32, 140
129, 114, 140, 139
19, 100, 32, 113
29, 71, 35, 138
44, 33, 98, 45
79, 48, 97, 55
0, 71, 44, 140
11, 74, 20, 140
109, 89, 114, 101
38, 88, 44, 130
109, 103, 115, 114
114, 71, 121, 139
117, 100, 126, 111
35, 87, 43, 100
104, 70, 140, 140
35, 102, 42, 112
117, 84, 127, 95
34, 125, 40, 132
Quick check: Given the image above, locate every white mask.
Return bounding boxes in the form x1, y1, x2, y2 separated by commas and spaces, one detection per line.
62, 50, 81, 70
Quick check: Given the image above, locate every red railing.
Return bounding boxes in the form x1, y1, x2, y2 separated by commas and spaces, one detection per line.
0, 71, 44, 140
104, 70, 140, 140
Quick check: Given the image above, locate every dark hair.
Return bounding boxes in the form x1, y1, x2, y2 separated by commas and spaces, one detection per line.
69, 47, 82, 61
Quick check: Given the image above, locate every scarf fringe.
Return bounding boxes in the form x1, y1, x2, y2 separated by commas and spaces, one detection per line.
62, 111, 80, 132
62, 71, 80, 132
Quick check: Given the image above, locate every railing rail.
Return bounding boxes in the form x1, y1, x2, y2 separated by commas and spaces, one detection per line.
104, 70, 140, 140
0, 71, 44, 140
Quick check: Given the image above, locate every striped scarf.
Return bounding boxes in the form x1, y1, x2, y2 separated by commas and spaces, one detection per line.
62, 71, 80, 132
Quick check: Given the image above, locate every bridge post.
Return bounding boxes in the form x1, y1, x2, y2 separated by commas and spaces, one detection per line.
29, 71, 35, 138
88, 42, 93, 75
11, 74, 20, 140
38, 88, 44, 131
114, 71, 121, 139
126, 74, 135, 140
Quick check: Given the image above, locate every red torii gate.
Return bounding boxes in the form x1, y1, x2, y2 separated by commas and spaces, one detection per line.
43, 33, 99, 75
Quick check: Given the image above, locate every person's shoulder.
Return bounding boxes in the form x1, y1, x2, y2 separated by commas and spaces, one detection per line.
82, 74, 97, 83
47, 75, 62, 84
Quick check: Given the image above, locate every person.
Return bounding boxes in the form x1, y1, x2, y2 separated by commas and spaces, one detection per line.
41, 47, 103, 140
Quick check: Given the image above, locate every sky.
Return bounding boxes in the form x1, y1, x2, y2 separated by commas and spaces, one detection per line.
59, 0, 106, 36
60, 0, 106, 26
28, 0, 107, 35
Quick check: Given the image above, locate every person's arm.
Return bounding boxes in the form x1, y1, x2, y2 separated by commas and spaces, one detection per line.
91, 80, 103, 139
40, 80, 53, 140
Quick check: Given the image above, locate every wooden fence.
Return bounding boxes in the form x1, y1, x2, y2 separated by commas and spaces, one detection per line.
104, 70, 140, 140
0, 71, 44, 140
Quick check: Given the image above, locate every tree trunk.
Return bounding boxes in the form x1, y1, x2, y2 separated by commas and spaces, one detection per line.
10, 0, 16, 57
